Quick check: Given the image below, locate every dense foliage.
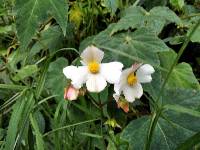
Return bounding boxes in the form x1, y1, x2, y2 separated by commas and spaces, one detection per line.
0, 0, 200, 149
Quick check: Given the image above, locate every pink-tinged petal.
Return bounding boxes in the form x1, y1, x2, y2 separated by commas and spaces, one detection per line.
132, 63, 142, 71
80, 45, 104, 64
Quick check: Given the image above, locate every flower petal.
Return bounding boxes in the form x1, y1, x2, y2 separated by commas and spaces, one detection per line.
100, 62, 123, 84
137, 64, 155, 75
113, 93, 120, 102
136, 64, 154, 83
122, 83, 143, 102
86, 74, 107, 92
81, 45, 104, 64
114, 67, 133, 94
63, 66, 88, 89
114, 83, 121, 95
137, 74, 152, 83
63, 66, 77, 79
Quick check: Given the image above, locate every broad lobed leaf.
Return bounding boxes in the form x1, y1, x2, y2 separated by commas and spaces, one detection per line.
110, 6, 181, 35
16, 0, 68, 51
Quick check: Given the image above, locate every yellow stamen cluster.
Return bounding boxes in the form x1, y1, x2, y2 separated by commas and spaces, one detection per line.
88, 61, 100, 74
127, 73, 137, 86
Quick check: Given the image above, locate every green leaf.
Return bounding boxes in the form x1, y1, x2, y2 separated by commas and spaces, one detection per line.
13, 65, 38, 81
0, 84, 27, 90
190, 24, 200, 43
0, 24, 15, 34
30, 113, 44, 150
35, 57, 52, 100
111, 6, 181, 35
101, 0, 119, 15
80, 24, 168, 66
162, 88, 200, 109
170, 0, 185, 10
168, 63, 200, 89
121, 88, 200, 150
159, 50, 200, 89
31, 26, 64, 55
176, 131, 200, 150
164, 104, 200, 117
16, 0, 68, 51
4, 90, 35, 150
4, 97, 26, 150
121, 115, 199, 150
186, 17, 200, 43
46, 57, 68, 101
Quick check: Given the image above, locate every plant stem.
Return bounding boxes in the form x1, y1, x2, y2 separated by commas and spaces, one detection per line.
133, 0, 140, 6
98, 93, 107, 149
181, 13, 200, 19
144, 108, 162, 150
0, 84, 28, 90
43, 118, 100, 137
145, 19, 200, 150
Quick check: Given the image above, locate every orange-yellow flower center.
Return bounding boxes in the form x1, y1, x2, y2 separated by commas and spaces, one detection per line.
127, 73, 137, 86
88, 61, 100, 74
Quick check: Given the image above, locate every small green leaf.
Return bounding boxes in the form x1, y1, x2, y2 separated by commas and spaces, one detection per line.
170, 0, 185, 10
101, 0, 119, 15
30, 113, 44, 150
159, 50, 200, 89
13, 65, 38, 81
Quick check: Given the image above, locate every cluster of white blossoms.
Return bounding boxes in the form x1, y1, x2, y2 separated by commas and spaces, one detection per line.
63, 45, 155, 108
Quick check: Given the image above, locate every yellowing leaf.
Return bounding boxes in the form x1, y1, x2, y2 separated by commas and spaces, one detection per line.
69, 5, 83, 28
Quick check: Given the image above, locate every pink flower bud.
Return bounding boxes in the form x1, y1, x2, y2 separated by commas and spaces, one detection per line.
117, 100, 129, 113
64, 85, 79, 101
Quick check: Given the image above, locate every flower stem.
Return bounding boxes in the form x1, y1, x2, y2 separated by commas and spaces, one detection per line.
98, 93, 107, 149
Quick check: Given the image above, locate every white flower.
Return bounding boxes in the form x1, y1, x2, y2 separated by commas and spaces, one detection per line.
63, 45, 123, 92
114, 64, 155, 102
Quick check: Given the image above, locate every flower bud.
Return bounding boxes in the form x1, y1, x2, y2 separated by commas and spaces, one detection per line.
113, 94, 129, 113
117, 100, 129, 113
105, 118, 121, 128
64, 85, 79, 101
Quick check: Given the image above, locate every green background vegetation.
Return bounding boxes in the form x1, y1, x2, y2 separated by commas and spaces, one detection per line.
0, 0, 200, 149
